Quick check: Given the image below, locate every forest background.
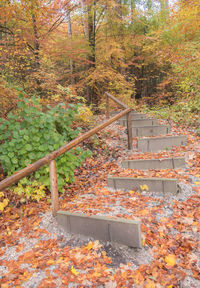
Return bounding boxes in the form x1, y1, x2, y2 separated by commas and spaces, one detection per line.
0, 0, 199, 125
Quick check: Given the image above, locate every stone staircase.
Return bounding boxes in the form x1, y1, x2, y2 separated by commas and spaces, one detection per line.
57, 110, 188, 248
108, 111, 187, 196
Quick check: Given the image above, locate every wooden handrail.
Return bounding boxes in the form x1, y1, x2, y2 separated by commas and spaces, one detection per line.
0, 93, 133, 216
105, 92, 129, 109
105, 92, 133, 150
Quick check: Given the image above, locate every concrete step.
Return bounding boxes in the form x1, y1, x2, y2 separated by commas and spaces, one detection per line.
110, 111, 148, 120
122, 157, 185, 170
118, 118, 159, 127
137, 135, 187, 152
56, 211, 142, 248
132, 125, 170, 137
107, 176, 179, 194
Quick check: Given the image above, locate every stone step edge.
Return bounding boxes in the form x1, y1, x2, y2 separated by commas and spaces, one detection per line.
56, 211, 142, 248
121, 157, 185, 170
119, 118, 157, 122
131, 125, 170, 132
132, 125, 170, 128
107, 176, 180, 194
137, 135, 187, 152
137, 135, 187, 140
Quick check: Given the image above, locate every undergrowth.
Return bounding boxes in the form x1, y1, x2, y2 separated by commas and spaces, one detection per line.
0, 94, 92, 205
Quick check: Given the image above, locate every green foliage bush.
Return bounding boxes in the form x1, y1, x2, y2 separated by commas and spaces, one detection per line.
0, 94, 91, 195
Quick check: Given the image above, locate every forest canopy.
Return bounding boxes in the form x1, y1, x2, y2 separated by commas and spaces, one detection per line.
0, 0, 199, 123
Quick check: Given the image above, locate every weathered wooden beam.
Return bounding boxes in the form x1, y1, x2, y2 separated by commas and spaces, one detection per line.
105, 92, 129, 109
127, 111, 133, 150
49, 160, 59, 217
106, 94, 109, 119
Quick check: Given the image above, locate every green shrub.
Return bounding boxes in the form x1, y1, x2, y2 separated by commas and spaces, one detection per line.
0, 94, 91, 195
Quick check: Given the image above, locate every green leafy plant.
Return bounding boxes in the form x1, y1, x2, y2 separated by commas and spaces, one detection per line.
0, 94, 91, 196
13, 178, 46, 202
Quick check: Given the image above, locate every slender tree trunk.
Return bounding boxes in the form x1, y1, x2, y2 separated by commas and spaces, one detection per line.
81, 0, 91, 102
130, 0, 135, 24
88, 2, 96, 70
32, 14, 40, 71
66, 11, 75, 85
87, 0, 97, 105
81, 0, 88, 39
32, 14, 42, 95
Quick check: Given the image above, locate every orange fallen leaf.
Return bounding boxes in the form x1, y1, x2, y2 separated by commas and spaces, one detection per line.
164, 254, 176, 267
1, 284, 9, 288
47, 259, 55, 265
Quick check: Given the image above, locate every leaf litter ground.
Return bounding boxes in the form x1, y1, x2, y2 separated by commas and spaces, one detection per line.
0, 116, 200, 287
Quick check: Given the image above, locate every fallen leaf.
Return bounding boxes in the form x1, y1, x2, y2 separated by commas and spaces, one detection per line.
140, 184, 149, 191
1, 284, 9, 288
164, 254, 176, 267
71, 266, 79, 276
145, 280, 155, 288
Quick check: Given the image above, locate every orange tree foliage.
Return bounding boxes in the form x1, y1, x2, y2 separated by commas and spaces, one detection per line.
0, 0, 199, 112
0, 78, 18, 117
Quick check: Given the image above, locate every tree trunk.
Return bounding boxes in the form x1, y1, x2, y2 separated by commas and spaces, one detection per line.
87, 0, 96, 105
32, 14, 42, 95
66, 11, 75, 85
130, 0, 135, 24
32, 14, 40, 71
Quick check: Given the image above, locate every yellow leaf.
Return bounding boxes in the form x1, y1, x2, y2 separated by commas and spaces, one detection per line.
142, 238, 146, 246
167, 285, 173, 288
194, 182, 200, 185
7, 227, 11, 236
164, 254, 176, 267
0, 191, 4, 198
86, 242, 93, 250
47, 259, 55, 265
140, 184, 149, 191
145, 280, 155, 288
0, 202, 5, 212
3, 198, 9, 206
71, 266, 79, 276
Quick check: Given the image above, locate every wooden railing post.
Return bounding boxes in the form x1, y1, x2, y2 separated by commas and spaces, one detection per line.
106, 93, 109, 119
127, 111, 133, 150
49, 160, 59, 217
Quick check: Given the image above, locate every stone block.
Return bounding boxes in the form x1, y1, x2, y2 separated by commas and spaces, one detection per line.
118, 118, 159, 127
110, 111, 148, 120
131, 125, 170, 137
56, 211, 142, 248
137, 135, 187, 152
107, 176, 178, 193
122, 157, 185, 170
